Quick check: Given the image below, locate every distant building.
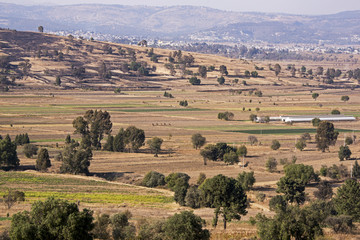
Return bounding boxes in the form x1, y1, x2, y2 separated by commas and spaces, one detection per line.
256, 115, 356, 123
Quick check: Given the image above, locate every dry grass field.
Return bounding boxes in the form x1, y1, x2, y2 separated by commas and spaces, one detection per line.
1, 30, 360, 239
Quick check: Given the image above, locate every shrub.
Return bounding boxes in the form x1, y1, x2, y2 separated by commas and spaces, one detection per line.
23, 143, 38, 158
266, 157, 277, 172
189, 77, 201, 85
256, 193, 266, 202
271, 140, 281, 150
142, 171, 166, 188
223, 151, 239, 165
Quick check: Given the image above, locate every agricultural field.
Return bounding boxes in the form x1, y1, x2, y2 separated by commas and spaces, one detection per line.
1, 30, 360, 239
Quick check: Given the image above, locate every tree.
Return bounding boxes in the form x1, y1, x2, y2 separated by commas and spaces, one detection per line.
249, 114, 257, 122
124, 126, 145, 152
345, 136, 353, 145
60, 141, 92, 175
276, 176, 306, 205
333, 179, 360, 220
147, 137, 163, 157
113, 128, 125, 152
219, 65, 228, 76
283, 164, 319, 185
325, 215, 354, 234
271, 140, 281, 150
256, 205, 323, 240
23, 143, 38, 158
315, 121, 339, 152
251, 71, 258, 77
223, 151, 239, 165
165, 173, 190, 206
73, 110, 112, 150
237, 145, 247, 157
92, 214, 110, 240
10, 197, 94, 240
217, 111, 234, 121
185, 186, 202, 209
269, 195, 287, 212
191, 133, 206, 150
314, 181, 333, 200
274, 63, 281, 76
312, 117, 321, 127
103, 134, 114, 151
142, 171, 165, 188
38, 26, 44, 33
200, 175, 247, 229
55, 76, 61, 86
353, 160, 360, 178
36, 148, 51, 171
338, 145, 351, 161
237, 171, 255, 191
312, 93, 319, 100
217, 76, 225, 85
189, 77, 201, 85
248, 135, 258, 145
0, 135, 19, 168
3, 189, 25, 210
266, 157, 277, 172
179, 100, 188, 107
295, 139, 306, 151
331, 109, 341, 115
98, 61, 111, 79
111, 212, 135, 240
316, 66, 324, 76
198, 66, 207, 78
341, 95, 350, 102
301, 132, 311, 141
164, 211, 210, 240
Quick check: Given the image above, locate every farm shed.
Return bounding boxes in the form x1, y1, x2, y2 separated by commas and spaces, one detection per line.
274, 115, 356, 123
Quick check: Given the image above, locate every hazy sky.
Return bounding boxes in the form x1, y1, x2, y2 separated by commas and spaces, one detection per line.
4, 0, 360, 15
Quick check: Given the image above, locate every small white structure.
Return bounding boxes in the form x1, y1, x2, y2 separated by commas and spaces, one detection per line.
271, 115, 356, 123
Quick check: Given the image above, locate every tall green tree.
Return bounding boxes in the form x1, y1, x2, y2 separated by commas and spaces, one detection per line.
237, 171, 255, 191
60, 141, 92, 175
315, 121, 339, 152
312, 93, 319, 101
200, 174, 247, 229
10, 197, 94, 240
124, 126, 145, 152
36, 148, 51, 171
333, 179, 360, 220
165, 173, 190, 206
353, 160, 360, 178
283, 164, 319, 185
277, 176, 306, 205
113, 128, 125, 152
0, 135, 19, 168
73, 110, 112, 150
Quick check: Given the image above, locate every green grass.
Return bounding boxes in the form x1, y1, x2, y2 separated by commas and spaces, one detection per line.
0, 217, 11, 221
0, 172, 174, 207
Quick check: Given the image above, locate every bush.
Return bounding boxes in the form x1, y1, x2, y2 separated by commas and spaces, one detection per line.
256, 192, 266, 202
217, 76, 225, 85
142, 171, 166, 188
179, 100, 188, 107
345, 136, 353, 145
338, 145, 351, 161
36, 148, 51, 171
331, 109, 341, 115
266, 157, 277, 172
325, 215, 354, 233
237, 171, 255, 191
23, 143, 38, 158
223, 151, 239, 165
271, 140, 281, 150
189, 77, 201, 85
269, 195, 287, 212
217, 111, 234, 121
248, 135, 258, 145
295, 140, 306, 151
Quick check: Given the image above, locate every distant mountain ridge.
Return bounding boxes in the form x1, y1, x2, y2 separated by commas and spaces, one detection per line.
0, 2, 360, 44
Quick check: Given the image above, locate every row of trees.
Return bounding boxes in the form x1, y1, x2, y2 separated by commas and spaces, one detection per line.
9, 197, 210, 240
142, 171, 253, 230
